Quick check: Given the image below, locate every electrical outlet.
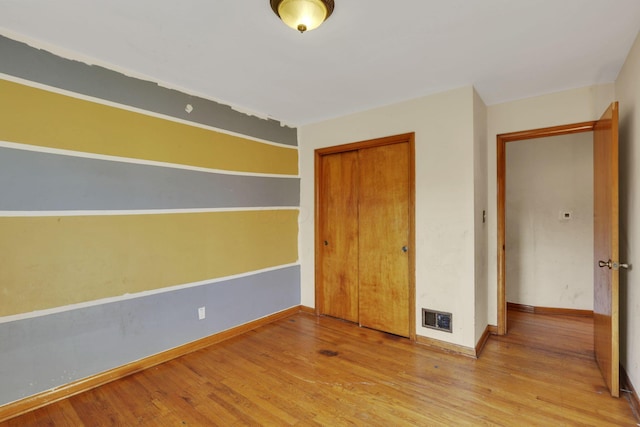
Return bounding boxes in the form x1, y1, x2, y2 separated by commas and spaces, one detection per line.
198, 306, 206, 320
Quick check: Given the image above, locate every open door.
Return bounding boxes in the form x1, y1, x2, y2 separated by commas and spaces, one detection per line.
496, 104, 623, 397
593, 102, 621, 398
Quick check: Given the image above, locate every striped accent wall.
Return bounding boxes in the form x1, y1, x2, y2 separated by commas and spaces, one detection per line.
0, 35, 300, 406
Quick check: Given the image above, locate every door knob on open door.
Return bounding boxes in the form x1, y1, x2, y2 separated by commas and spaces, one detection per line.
613, 262, 630, 270
598, 260, 612, 269
599, 260, 631, 270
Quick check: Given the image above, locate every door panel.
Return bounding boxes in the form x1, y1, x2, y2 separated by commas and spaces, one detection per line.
358, 143, 410, 337
593, 102, 619, 398
319, 151, 359, 322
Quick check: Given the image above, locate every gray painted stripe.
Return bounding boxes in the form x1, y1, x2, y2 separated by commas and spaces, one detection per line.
0, 147, 300, 210
0, 265, 300, 405
0, 35, 297, 146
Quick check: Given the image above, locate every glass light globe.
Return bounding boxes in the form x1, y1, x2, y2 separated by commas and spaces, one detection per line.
277, 0, 328, 33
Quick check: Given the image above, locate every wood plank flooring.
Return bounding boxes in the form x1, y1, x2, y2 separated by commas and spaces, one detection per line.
2, 310, 638, 426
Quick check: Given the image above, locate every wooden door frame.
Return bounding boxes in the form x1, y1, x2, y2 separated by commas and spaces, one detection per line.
496, 122, 596, 335
315, 132, 416, 340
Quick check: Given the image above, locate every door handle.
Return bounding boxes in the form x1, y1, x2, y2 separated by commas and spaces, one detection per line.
613, 262, 630, 270
402, 246, 408, 253
599, 260, 631, 270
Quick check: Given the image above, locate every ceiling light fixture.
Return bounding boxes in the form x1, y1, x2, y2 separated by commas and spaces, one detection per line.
270, 0, 334, 33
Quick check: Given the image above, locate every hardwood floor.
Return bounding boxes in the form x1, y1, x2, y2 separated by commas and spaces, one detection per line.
2, 310, 637, 426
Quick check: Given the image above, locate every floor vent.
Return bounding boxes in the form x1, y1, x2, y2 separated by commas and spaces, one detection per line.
422, 309, 453, 333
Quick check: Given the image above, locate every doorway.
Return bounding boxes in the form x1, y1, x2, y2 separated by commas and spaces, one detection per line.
496, 102, 621, 397
314, 133, 416, 339
496, 121, 596, 334
505, 132, 594, 315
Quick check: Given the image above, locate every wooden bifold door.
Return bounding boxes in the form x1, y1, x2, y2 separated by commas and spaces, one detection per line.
315, 133, 415, 338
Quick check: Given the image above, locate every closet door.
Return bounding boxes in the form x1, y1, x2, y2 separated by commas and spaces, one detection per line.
318, 151, 359, 322
358, 143, 410, 337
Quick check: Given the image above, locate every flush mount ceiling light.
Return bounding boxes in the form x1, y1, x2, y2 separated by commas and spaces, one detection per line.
270, 0, 334, 33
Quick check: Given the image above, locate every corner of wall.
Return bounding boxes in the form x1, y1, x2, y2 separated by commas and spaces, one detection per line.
472, 88, 490, 343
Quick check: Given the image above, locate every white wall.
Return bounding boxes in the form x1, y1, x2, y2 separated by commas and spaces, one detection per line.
473, 89, 489, 341
299, 86, 480, 348
615, 31, 640, 398
505, 132, 593, 310
486, 83, 615, 325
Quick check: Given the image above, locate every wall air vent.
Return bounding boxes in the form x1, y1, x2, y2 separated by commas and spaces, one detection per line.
422, 308, 452, 333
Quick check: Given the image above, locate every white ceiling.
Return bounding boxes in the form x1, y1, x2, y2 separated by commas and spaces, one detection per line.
1, 0, 640, 127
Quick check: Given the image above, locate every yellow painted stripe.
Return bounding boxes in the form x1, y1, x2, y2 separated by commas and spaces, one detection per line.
0, 79, 298, 175
0, 211, 298, 316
